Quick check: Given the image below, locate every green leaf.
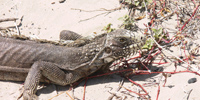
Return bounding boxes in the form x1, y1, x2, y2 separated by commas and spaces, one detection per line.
118, 17, 123, 21
135, 1, 140, 6
102, 23, 115, 33
142, 38, 154, 50
152, 28, 163, 41
118, 14, 135, 30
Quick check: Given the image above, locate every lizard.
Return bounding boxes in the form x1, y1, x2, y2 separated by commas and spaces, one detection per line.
0, 29, 146, 100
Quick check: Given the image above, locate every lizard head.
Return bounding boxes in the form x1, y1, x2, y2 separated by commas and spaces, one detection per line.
101, 29, 146, 63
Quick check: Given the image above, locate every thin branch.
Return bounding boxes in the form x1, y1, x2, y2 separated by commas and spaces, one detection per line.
79, 12, 112, 22
186, 89, 193, 100
0, 16, 23, 31
107, 78, 124, 100
71, 7, 122, 12
71, 7, 122, 22
0, 18, 18, 22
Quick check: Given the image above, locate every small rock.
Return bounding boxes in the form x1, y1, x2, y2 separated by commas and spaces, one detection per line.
167, 85, 174, 88
59, 0, 66, 3
188, 78, 197, 84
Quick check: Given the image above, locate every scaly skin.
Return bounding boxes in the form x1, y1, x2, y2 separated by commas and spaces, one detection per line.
0, 30, 101, 81
0, 29, 146, 100
60, 30, 83, 40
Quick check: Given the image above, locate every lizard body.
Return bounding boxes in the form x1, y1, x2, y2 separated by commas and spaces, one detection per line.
0, 29, 146, 100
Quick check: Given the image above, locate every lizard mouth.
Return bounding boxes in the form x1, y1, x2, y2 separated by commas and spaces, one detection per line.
111, 41, 145, 59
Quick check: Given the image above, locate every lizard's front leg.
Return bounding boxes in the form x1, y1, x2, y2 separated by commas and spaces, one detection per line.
23, 61, 82, 100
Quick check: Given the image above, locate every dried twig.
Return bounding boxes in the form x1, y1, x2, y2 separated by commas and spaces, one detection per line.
79, 12, 112, 22
71, 7, 122, 22
0, 16, 23, 31
71, 7, 121, 12
0, 18, 18, 22
186, 89, 193, 100
107, 78, 125, 100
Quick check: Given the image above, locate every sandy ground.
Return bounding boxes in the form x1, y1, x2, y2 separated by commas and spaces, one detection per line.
0, 0, 200, 100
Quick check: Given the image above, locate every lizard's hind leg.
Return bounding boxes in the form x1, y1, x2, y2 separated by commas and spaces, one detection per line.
23, 61, 79, 100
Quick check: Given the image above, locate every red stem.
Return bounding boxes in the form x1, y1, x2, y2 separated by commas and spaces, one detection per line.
156, 84, 160, 100
127, 77, 149, 95
180, 4, 200, 32
83, 78, 88, 100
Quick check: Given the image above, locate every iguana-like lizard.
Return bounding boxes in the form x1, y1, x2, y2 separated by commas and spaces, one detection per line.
0, 29, 146, 100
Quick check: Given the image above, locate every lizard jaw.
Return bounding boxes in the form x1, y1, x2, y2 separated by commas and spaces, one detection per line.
104, 57, 115, 63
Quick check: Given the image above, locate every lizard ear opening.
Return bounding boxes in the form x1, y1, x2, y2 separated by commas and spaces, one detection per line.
100, 47, 112, 59
105, 47, 112, 53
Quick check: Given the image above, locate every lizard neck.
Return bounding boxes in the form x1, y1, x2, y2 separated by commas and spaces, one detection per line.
80, 35, 106, 60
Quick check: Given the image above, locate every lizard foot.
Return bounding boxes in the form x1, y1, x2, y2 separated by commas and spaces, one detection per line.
23, 90, 38, 100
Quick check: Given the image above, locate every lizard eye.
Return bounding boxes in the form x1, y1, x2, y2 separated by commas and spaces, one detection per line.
119, 37, 127, 43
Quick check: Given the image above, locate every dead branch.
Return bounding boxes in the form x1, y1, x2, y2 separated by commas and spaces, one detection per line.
107, 78, 124, 100
71, 7, 122, 22
0, 18, 18, 23
71, 7, 122, 12
0, 16, 23, 31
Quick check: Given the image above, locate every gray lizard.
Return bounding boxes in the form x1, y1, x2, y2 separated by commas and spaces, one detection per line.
0, 29, 146, 100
